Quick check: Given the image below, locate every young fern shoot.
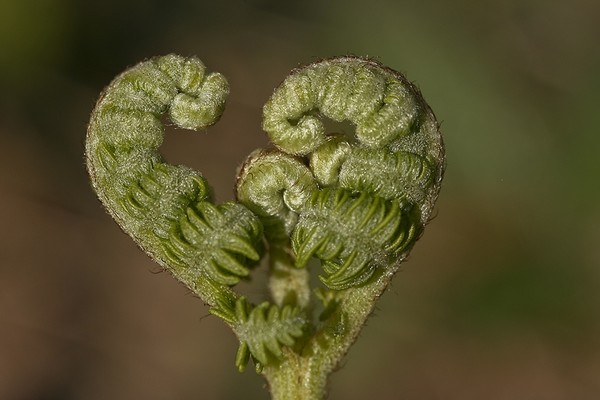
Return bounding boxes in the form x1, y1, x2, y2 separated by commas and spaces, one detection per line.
86, 54, 444, 400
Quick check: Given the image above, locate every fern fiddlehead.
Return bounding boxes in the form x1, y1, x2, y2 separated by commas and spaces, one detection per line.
229, 57, 443, 398
85, 55, 307, 373
240, 56, 443, 290
86, 54, 444, 399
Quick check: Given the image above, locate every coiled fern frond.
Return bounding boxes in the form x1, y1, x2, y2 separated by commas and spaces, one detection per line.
239, 56, 443, 291
86, 55, 264, 294
86, 53, 444, 399
85, 55, 305, 369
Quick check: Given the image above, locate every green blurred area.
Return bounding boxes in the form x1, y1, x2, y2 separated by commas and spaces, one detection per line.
1, 0, 599, 399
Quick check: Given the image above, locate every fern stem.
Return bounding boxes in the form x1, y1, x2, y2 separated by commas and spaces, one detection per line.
264, 353, 328, 400
264, 265, 398, 400
269, 245, 311, 309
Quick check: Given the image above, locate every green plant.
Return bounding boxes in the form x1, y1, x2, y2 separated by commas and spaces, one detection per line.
85, 54, 444, 399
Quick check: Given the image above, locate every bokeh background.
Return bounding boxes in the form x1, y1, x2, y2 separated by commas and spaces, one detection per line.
1, 0, 599, 399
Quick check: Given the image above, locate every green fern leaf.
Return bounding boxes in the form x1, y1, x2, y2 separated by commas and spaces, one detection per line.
233, 297, 306, 371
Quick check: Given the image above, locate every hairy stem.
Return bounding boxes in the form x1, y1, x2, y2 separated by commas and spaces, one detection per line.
264, 266, 398, 399
269, 245, 311, 309
264, 353, 328, 400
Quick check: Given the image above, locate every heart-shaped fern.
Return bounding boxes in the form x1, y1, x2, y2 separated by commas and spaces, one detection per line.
86, 54, 444, 400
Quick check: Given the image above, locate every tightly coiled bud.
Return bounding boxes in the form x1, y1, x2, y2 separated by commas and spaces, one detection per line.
86, 54, 264, 300
238, 56, 444, 289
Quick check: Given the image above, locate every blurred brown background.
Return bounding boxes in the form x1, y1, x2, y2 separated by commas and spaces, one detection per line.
1, 0, 599, 399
